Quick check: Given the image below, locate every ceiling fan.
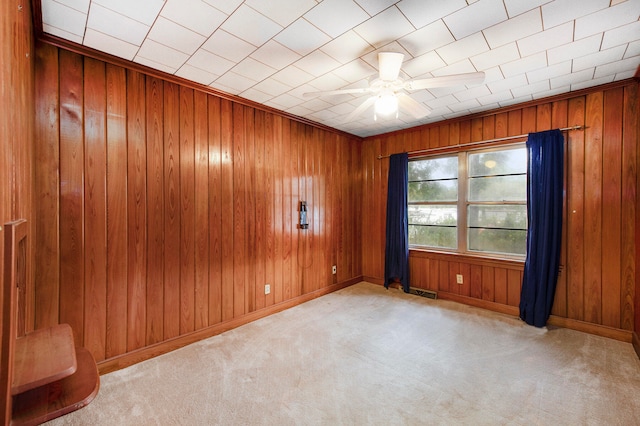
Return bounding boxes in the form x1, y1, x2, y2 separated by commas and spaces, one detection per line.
303, 52, 485, 122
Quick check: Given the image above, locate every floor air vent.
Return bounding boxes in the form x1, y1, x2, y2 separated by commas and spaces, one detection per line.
409, 288, 438, 300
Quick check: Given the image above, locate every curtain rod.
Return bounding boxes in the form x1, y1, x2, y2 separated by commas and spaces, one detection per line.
376, 125, 585, 159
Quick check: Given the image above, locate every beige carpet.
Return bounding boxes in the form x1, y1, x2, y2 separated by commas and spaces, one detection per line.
45, 282, 640, 425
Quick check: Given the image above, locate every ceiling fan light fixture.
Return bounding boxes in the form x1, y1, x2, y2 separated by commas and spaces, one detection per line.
374, 92, 398, 117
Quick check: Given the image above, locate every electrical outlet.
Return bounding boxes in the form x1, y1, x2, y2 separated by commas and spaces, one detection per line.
332, 265, 337, 274
265, 284, 270, 295
456, 274, 463, 284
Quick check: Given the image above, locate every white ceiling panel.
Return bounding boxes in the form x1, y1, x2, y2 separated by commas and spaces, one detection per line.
304, 0, 370, 38
40, 0, 640, 137
160, 0, 228, 37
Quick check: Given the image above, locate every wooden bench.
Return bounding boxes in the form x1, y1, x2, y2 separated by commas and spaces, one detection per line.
1, 219, 99, 425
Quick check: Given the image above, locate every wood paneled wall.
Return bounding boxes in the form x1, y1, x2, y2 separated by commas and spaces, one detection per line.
1, 0, 35, 331
362, 82, 638, 336
33, 43, 362, 365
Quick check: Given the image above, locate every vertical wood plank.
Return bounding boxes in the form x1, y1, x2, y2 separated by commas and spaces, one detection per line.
58, 50, 85, 345
105, 64, 128, 358
34, 42, 60, 329
482, 266, 494, 301
281, 116, 292, 299
470, 265, 482, 299
273, 114, 284, 302
145, 76, 164, 345
233, 103, 246, 317
83, 57, 107, 361
179, 86, 195, 334
254, 109, 266, 311
601, 88, 623, 328
209, 96, 224, 324
194, 90, 209, 330
220, 99, 234, 321
163, 82, 180, 340
244, 106, 256, 313
507, 269, 521, 307
265, 112, 275, 307
494, 267, 507, 305
584, 92, 604, 324
126, 70, 147, 351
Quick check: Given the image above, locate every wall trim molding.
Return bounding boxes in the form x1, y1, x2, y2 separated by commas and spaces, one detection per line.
633, 332, 640, 359
96, 277, 362, 375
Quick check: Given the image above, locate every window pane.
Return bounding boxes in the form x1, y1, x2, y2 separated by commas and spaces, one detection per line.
409, 225, 457, 249
409, 205, 457, 226
469, 175, 526, 201
468, 228, 527, 255
468, 205, 527, 230
409, 180, 457, 202
409, 156, 458, 181
469, 148, 527, 177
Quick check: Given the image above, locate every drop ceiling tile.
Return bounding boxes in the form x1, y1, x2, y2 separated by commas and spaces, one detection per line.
487, 73, 528, 93
402, 52, 447, 78
274, 18, 331, 56
304, 0, 370, 38
398, 19, 455, 57
354, 6, 416, 49
147, 17, 206, 55
175, 64, 217, 85
503, 0, 548, 18
444, 0, 507, 40
93, 0, 164, 26
240, 88, 273, 104
245, 0, 316, 27
428, 85, 463, 98
483, 9, 541, 49
87, 3, 149, 46
625, 40, 640, 59
214, 71, 257, 93
232, 57, 277, 82
272, 66, 315, 87
208, 80, 241, 95
354, 0, 397, 16
160, 0, 227, 37
308, 73, 349, 91
547, 34, 602, 65
134, 55, 178, 75
396, 0, 466, 29
575, 0, 640, 40
202, 30, 256, 62
294, 50, 341, 77
84, 28, 139, 60
517, 21, 573, 58
471, 42, 520, 71
572, 74, 614, 90
500, 94, 533, 107
250, 40, 301, 70
56, 0, 89, 13
408, 90, 436, 103
532, 85, 571, 99
284, 104, 315, 117
573, 45, 626, 72
511, 80, 550, 97
602, 21, 640, 49
187, 49, 235, 75
431, 59, 478, 76
541, 0, 610, 30
269, 93, 305, 109
550, 68, 594, 88
477, 90, 514, 105
449, 99, 481, 112
527, 60, 572, 83
454, 85, 492, 102
136, 39, 190, 70
41, 0, 87, 37
320, 31, 375, 64
42, 24, 83, 44
437, 33, 489, 65
594, 55, 640, 78
203, 0, 243, 15
333, 59, 377, 83
500, 51, 547, 77
427, 94, 459, 109
301, 97, 335, 112
220, 4, 283, 47
251, 78, 292, 97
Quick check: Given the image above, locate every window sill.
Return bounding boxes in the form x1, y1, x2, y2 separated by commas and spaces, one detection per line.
409, 247, 525, 269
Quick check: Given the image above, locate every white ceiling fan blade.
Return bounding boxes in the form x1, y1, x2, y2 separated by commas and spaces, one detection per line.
404, 72, 486, 91
342, 96, 377, 123
303, 87, 374, 99
378, 52, 404, 81
397, 93, 430, 119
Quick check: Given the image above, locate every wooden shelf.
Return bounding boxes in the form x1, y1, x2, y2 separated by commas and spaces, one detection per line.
11, 347, 100, 426
12, 324, 77, 395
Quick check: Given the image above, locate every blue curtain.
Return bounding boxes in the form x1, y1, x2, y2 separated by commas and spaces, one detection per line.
384, 153, 410, 292
519, 129, 564, 327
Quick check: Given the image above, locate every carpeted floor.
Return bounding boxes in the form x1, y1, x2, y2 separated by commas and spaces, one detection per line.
45, 282, 640, 425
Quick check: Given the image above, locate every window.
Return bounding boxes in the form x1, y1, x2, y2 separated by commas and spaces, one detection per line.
408, 145, 527, 257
